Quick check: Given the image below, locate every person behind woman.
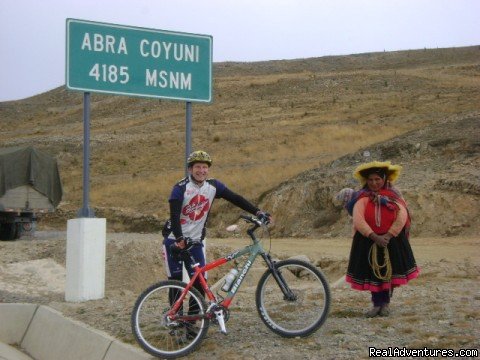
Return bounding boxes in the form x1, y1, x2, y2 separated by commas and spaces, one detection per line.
345, 161, 419, 317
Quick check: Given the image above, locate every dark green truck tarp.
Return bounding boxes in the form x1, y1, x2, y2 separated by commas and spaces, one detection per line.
0, 146, 63, 208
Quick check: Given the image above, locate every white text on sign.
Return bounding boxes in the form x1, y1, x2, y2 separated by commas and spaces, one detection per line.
81, 33, 198, 90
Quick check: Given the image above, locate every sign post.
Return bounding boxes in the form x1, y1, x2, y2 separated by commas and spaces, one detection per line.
185, 102, 193, 175
79, 92, 94, 218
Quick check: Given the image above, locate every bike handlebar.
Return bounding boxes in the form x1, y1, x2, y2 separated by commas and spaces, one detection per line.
240, 214, 263, 226
240, 214, 271, 226
172, 214, 269, 262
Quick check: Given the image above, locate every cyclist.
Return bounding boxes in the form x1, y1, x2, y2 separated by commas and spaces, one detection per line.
162, 150, 271, 302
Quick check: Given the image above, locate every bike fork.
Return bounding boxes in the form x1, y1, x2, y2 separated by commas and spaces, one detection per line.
261, 253, 297, 301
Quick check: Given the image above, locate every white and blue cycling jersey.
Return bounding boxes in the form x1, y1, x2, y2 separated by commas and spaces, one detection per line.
168, 176, 259, 242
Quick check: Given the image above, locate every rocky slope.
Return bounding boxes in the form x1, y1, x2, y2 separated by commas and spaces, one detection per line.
257, 113, 480, 238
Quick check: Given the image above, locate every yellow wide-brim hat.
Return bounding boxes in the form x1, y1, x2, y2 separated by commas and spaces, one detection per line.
353, 161, 402, 184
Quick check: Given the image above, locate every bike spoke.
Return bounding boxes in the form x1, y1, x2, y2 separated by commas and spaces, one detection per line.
132, 281, 209, 358
256, 260, 330, 337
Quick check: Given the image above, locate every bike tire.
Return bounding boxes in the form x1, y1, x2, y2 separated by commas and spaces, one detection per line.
256, 259, 330, 337
131, 280, 209, 359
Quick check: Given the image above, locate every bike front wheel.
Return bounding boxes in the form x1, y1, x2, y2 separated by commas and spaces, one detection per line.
256, 259, 331, 337
131, 280, 209, 359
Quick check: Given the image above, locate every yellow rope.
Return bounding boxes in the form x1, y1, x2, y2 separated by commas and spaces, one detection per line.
368, 243, 392, 281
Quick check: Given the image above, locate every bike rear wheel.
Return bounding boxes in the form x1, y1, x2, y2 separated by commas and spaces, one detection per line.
256, 259, 330, 337
131, 280, 209, 359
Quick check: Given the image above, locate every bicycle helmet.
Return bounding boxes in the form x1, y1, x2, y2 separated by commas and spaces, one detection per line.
187, 150, 212, 167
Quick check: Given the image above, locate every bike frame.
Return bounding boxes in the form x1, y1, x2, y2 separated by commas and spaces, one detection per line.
168, 236, 264, 319
167, 222, 291, 323
167, 220, 297, 326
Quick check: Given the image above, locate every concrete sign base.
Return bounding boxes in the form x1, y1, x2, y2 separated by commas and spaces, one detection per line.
65, 218, 106, 302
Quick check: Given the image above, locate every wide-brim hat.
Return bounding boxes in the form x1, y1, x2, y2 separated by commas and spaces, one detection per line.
353, 161, 402, 184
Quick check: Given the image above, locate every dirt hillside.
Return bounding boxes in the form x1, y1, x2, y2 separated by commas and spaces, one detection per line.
257, 113, 480, 238
0, 46, 479, 238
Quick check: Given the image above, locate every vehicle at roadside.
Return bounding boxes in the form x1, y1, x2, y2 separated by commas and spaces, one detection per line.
0, 146, 62, 240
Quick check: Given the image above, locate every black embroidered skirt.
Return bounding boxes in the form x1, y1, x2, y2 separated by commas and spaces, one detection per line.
346, 229, 419, 292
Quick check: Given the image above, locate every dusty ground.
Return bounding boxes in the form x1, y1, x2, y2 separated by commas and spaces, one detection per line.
0, 231, 479, 359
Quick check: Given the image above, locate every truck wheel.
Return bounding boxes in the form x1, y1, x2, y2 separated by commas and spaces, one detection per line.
0, 223, 17, 241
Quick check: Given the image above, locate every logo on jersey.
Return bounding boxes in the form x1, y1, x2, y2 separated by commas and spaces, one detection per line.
182, 195, 210, 221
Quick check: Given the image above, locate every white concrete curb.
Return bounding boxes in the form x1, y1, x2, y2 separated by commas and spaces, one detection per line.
0, 341, 34, 360
0, 304, 153, 360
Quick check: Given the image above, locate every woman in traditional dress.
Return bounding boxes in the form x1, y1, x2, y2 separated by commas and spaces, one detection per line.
345, 161, 419, 317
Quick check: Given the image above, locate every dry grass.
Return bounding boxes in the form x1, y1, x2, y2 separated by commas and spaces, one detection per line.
1, 46, 479, 224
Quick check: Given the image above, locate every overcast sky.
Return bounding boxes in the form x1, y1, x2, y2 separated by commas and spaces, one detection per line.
1, 0, 479, 101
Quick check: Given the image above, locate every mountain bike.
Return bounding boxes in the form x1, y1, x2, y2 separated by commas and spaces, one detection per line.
131, 214, 331, 358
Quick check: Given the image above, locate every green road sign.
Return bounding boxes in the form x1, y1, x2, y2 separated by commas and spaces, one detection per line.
66, 19, 212, 102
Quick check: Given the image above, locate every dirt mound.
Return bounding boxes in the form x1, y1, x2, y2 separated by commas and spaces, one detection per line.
256, 114, 480, 238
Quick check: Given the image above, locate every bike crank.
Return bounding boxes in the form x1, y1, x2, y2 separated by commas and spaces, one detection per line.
209, 304, 230, 335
